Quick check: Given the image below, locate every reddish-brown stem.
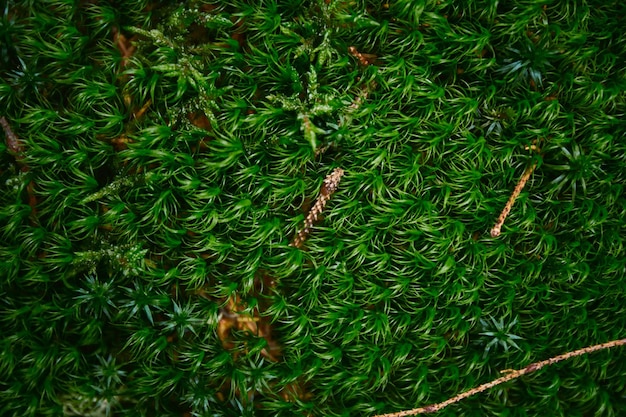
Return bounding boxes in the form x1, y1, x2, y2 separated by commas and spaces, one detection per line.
1, 116, 24, 161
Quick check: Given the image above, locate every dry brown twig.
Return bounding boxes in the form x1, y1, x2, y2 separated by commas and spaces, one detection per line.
490, 162, 536, 237
373, 338, 626, 417
491, 142, 541, 237
291, 167, 345, 248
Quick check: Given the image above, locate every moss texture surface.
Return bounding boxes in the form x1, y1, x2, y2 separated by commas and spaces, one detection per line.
1, 1, 625, 416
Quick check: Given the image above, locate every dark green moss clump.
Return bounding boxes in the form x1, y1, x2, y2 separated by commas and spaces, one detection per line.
1, 1, 625, 416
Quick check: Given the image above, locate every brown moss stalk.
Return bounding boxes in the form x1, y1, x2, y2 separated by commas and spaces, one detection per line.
373, 338, 626, 417
490, 161, 537, 237
291, 167, 344, 248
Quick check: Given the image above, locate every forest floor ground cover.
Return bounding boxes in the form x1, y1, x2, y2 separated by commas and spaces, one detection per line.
1, 1, 625, 416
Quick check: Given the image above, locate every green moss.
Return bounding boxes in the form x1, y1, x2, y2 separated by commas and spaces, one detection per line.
1, 0, 625, 416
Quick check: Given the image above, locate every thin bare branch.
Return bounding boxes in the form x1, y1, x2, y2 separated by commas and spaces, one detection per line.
373, 338, 626, 417
490, 161, 536, 237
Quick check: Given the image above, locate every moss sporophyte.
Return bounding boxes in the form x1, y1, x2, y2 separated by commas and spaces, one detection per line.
1, 1, 626, 416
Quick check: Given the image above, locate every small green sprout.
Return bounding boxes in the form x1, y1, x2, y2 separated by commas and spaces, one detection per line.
478, 316, 524, 357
